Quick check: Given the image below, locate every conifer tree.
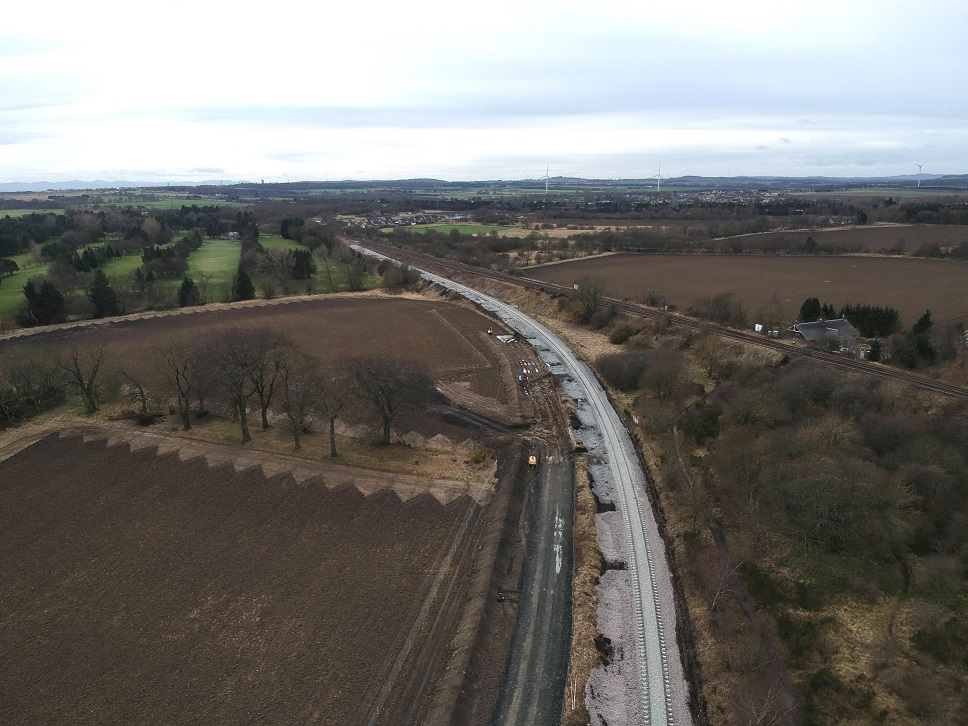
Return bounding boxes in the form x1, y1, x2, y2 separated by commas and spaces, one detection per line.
88, 269, 121, 318
16, 279, 67, 326
232, 263, 255, 301
178, 276, 202, 307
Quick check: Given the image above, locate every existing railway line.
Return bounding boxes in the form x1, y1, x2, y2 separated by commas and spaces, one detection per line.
361, 241, 968, 401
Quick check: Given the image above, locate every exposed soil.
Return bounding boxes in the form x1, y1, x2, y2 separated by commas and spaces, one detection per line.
0, 292, 528, 453
0, 292, 554, 725
525, 252, 968, 327
0, 294, 512, 409
717, 223, 968, 254
0, 431, 476, 725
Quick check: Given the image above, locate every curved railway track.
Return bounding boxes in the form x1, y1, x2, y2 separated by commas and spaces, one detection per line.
362, 241, 968, 400
357, 242, 689, 725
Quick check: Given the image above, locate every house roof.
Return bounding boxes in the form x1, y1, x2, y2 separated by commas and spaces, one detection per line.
791, 318, 860, 342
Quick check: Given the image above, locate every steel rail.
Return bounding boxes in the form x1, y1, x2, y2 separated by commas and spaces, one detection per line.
354, 242, 685, 725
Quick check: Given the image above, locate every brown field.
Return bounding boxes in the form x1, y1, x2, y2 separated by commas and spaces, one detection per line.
0, 294, 541, 724
728, 223, 968, 253
0, 431, 477, 725
0, 294, 513, 407
526, 253, 968, 328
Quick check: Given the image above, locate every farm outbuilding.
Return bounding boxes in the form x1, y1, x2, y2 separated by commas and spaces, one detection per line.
789, 318, 860, 351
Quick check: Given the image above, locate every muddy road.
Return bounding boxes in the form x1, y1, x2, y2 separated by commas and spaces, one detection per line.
490, 450, 574, 725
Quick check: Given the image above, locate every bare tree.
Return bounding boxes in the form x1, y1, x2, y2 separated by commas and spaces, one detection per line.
259, 249, 295, 295
195, 329, 275, 443
249, 334, 290, 430
381, 264, 405, 294
158, 345, 200, 431
641, 348, 692, 401
119, 369, 152, 421
735, 677, 796, 726
339, 248, 369, 292
317, 251, 338, 292
276, 348, 322, 451
693, 333, 727, 380
6, 352, 63, 415
318, 361, 351, 457
710, 560, 744, 612
59, 347, 104, 414
350, 357, 434, 445
196, 273, 211, 304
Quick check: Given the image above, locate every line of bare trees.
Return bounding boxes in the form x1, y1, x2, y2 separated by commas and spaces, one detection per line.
153, 329, 435, 451
1, 331, 436, 455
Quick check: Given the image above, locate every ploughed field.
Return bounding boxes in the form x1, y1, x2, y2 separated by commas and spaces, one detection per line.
720, 223, 968, 253
0, 294, 511, 406
0, 432, 478, 725
526, 253, 968, 327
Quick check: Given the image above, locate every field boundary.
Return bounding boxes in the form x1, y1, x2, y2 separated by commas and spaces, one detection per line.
2, 421, 483, 505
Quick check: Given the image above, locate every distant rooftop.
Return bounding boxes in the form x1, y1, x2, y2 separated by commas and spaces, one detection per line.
790, 318, 860, 342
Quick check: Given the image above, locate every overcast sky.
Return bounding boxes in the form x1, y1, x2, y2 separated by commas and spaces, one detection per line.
2, 0, 966, 183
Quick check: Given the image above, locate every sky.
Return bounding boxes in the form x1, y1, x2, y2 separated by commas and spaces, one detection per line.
2, 0, 967, 184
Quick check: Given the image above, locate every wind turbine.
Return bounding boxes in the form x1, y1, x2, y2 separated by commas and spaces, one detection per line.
653, 163, 664, 192
913, 161, 927, 188
539, 164, 550, 195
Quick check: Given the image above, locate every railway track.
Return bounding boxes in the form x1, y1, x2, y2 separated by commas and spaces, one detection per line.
356, 242, 690, 725
361, 241, 968, 400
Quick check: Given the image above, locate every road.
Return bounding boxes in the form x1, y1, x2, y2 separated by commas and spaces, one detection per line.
490, 452, 573, 725
354, 243, 692, 725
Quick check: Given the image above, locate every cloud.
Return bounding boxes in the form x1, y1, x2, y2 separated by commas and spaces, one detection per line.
2, 0, 968, 181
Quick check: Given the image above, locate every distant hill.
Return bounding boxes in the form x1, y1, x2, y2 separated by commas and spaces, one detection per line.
1, 174, 966, 195
0, 180, 168, 193
0, 180, 249, 193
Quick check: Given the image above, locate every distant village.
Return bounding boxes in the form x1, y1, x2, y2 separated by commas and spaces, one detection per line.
356, 212, 468, 229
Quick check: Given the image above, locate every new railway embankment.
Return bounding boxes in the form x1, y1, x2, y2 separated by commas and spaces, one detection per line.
356, 243, 694, 725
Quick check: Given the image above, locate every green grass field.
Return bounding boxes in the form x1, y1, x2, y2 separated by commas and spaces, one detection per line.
1, 237, 379, 320
259, 234, 312, 253
6, 251, 38, 269
0, 209, 66, 218
185, 239, 242, 301
405, 224, 508, 235
310, 257, 380, 293
99, 254, 145, 279
0, 269, 33, 319
0, 252, 48, 319
254, 236, 383, 293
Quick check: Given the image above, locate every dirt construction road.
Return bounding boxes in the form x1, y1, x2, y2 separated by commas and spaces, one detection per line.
490, 451, 574, 725
356, 243, 693, 725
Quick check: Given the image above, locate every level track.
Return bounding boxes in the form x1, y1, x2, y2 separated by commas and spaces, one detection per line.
361, 242, 968, 400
